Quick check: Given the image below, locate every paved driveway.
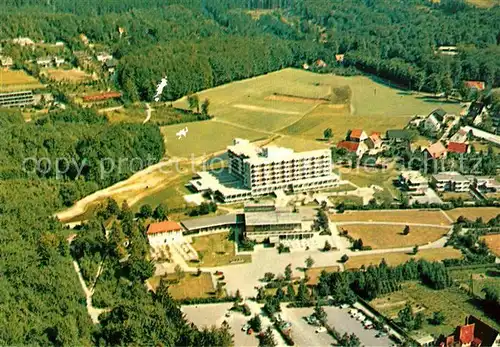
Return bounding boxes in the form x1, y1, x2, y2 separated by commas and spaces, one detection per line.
280, 307, 335, 347
323, 306, 392, 347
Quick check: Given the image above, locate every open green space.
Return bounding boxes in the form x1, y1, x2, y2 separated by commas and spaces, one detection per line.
148, 272, 216, 300
161, 120, 268, 157
449, 265, 500, 298
189, 232, 251, 267
371, 281, 500, 337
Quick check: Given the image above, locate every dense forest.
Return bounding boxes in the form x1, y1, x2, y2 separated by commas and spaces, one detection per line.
0, 0, 499, 100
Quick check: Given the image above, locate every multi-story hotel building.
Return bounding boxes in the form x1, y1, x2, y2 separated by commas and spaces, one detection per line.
190, 138, 339, 203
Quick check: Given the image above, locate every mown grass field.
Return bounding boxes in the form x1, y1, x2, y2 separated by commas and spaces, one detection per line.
466, 0, 499, 8
161, 120, 268, 158
148, 272, 215, 300
371, 281, 500, 337
481, 234, 500, 257
331, 209, 451, 225
0, 69, 44, 92
340, 224, 448, 249
445, 207, 499, 223
344, 247, 462, 270
189, 232, 251, 267
170, 68, 462, 156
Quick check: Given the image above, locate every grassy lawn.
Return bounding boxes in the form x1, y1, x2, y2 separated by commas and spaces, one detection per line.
306, 266, 340, 286
481, 234, 500, 257
268, 135, 330, 152
148, 272, 215, 300
445, 207, 499, 223
340, 224, 448, 249
441, 192, 473, 201
323, 184, 357, 193
371, 281, 500, 337
173, 68, 461, 140
466, 0, 499, 7
345, 247, 462, 270
449, 265, 500, 298
331, 209, 451, 225
160, 120, 268, 157
337, 166, 400, 204
329, 195, 364, 206
0, 69, 44, 92
190, 232, 251, 267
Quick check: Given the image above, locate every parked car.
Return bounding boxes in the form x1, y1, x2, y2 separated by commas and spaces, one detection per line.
280, 322, 292, 330
241, 324, 250, 332
225, 312, 231, 318
349, 309, 358, 317
341, 304, 349, 309
357, 315, 366, 322
247, 328, 253, 335
315, 327, 327, 333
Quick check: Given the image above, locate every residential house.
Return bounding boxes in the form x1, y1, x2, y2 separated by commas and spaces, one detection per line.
436, 46, 458, 56
366, 132, 383, 149
386, 129, 412, 143
337, 140, 368, 157
449, 128, 469, 143
147, 220, 183, 247
314, 59, 327, 68
36, 56, 52, 68
399, 171, 429, 195
424, 142, 447, 159
447, 142, 468, 154
349, 129, 368, 142
0, 55, 13, 68
335, 54, 345, 63
464, 81, 486, 91
424, 108, 446, 132
443, 315, 500, 347
432, 172, 470, 192
96, 52, 113, 63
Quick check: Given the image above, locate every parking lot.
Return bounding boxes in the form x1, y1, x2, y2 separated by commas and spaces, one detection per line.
323, 306, 392, 346
280, 307, 335, 346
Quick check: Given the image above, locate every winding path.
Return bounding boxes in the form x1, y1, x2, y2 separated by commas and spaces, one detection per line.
144, 103, 152, 124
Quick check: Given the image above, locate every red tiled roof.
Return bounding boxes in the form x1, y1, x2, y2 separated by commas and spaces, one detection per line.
337, 140, 359, 152
459, 324, 475, 344
147, 221, 182, 235
448, 142, 468, 154
350, 129, 364, 139
335, 54, 345, 62
464, 81, 485, 91
82, 91, 122, 102
445, 336, 455, 346
472, 337, 482, 346
369, 132, 382, 143
425, 142, 447, 159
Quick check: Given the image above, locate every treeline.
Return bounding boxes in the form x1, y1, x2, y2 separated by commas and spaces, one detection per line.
0, 108, 164, 191
318, 258, 452, 302
0, 107, 165, 345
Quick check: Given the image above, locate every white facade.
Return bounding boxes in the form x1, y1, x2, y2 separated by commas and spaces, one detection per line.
432, 172, 470, 192
148, 230, 183, 247
400, 171, 429, 195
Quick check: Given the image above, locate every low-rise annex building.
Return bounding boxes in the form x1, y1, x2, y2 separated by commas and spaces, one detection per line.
147, 221, 183, 247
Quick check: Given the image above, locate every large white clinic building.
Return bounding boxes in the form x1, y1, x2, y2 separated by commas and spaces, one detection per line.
190, 138, 339, 203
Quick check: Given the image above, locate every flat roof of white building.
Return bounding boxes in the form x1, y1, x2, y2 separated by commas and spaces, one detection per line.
245, 211, 302, 226
228, 138, 331, 165
433, 172, 469, 182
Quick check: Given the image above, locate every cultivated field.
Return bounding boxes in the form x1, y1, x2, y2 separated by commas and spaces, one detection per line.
189, 232, 251, 267
148, 272, 215, 300
340, 224, 448, 249
0, 69, 44, 92
445, 207, 499, 223
43, 68, 93, 83
331, 209, 451, 225
306, 266, 340, 286
344, 247, 462, 270
371, 281, 500, 337
161, 121, 268, 158
481, 234, 500, 257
